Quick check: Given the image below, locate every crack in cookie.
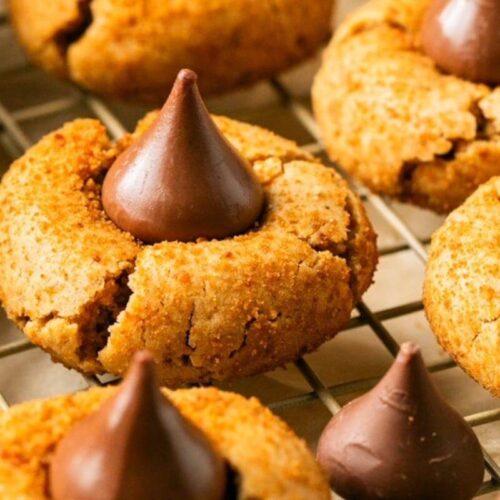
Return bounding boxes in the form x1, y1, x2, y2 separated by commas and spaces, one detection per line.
53, 0, 93, 60
76, 268, 133, 363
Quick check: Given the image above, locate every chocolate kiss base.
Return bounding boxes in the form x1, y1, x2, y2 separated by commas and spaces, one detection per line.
421, 0, 500, 85
49, 351, 229, 500
316, 343, 484, 500
102, 69, 264, 243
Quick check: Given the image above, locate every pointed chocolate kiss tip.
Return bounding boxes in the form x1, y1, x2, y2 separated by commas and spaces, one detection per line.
399, 341, 419, 353
102, 67, 264, 243
317, 341, 485, 499
177, 68, 198, 85
397, 341, 421, 361
124, 349, 157, 392
132, 349, 155, 366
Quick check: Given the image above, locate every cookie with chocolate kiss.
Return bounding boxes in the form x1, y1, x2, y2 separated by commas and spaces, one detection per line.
316, 342, 484, 500
0, 64, 377, 387
312, 0, 500, 214
421, 0, 500, 84
102, 68, 264, 244
0, 382, 330, 499
50, 351, 228, 500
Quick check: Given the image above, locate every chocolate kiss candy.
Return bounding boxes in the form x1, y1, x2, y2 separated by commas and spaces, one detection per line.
421, 0, 500, 84
50, 351, 228, 500
316, 342, 484, 500
102, 68, 264, 243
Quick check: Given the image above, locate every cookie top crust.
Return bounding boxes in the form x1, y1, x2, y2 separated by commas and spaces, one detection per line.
0, 114, 377, 385
0, 386, 330, 499
424, 177, 500, 396
8, 0, 333, 102
313, 0, 500, 213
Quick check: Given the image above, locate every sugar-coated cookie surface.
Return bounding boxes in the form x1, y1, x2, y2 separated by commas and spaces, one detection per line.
0, 114, 377, 386
0, 387, 330, 499
424, 177, 500, 396
8, 0, 333, 103
313, 0, 500, 213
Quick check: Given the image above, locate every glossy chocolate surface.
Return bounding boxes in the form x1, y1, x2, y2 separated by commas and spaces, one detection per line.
421, 0, 500, 84
316, 342, 484, 500
50, 351, 227, 500
102, 69, 264, 243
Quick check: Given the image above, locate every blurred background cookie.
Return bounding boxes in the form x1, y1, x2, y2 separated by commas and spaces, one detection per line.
313, 0, 500, 213
8, 0, 333, 103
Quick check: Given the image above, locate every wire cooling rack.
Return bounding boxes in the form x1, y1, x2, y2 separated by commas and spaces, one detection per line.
0, 1, 498, 497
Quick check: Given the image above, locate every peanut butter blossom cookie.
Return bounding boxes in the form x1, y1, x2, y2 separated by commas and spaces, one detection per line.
0, 70, 377, 386
313, 0, 500, 213
8, 0, 333, 103
0, 351, 331, 498
424, 177, 500, 397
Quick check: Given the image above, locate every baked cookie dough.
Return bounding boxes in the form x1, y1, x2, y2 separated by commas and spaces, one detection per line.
8, 0, 333, 103
312, 0, 500, 213
0, 386, 330, 498
424, 177, 500, 396
0, 113, 377, 386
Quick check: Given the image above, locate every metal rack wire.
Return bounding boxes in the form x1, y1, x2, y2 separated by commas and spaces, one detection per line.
0, 7, 498, 498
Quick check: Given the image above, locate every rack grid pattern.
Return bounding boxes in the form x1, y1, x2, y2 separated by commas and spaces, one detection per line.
0, 10, 498, 498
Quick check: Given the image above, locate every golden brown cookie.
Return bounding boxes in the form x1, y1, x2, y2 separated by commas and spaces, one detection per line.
0, 386, 330, 498
8, 0, 333, 103
424, 177, 500, 396
0, 114, 377, 386
312, 0, 500, 213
